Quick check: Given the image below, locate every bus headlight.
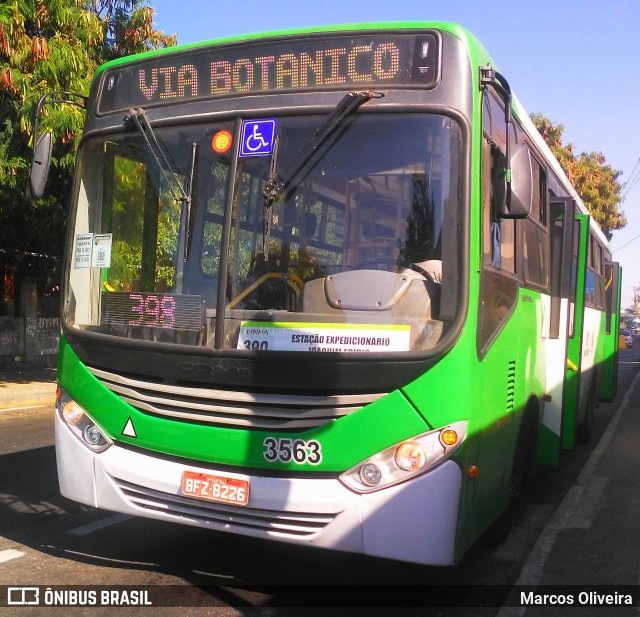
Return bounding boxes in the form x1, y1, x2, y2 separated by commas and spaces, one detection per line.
360, 463, 384, 486
56, 389, 112, 453
339, 421, 467, 494
395, 440, 427, 471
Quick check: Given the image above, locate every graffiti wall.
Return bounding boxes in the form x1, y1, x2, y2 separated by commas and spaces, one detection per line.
0, 278, 60, 361
0, 316, 60, 358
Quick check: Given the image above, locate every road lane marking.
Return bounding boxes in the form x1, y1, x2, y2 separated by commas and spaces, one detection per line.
68, 513, 132, 536
0, 549, 25, 564
191, 570, 237, 580
0, 404, 49, 413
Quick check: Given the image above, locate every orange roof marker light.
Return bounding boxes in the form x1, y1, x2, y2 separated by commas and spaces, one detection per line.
212, 130, 233, 154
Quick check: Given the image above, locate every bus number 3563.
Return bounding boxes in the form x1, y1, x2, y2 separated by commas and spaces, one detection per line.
263, 437, 322, 465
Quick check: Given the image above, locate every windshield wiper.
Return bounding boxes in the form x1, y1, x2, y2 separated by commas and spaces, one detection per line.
183, 141, 198, 261
261, 90, 382, 257
262, 134, 280, 260
125, 108, 197, 261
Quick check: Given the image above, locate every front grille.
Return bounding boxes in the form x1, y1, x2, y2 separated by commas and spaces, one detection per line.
113, 476, 336, 538
88, 366, 385, 430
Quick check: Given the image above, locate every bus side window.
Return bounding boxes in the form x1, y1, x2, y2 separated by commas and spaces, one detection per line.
585, 232, 606, 310
522, 157, 549, 290
481, 138, 515, 274
478, 132, 518, 357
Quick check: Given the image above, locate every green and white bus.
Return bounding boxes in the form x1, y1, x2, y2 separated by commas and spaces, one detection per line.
30, 21, 621, 566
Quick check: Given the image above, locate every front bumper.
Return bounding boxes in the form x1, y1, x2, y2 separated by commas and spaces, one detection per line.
56, 413, 462, 565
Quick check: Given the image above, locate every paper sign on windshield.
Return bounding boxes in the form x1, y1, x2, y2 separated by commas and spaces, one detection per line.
238, 321, 410, 352
91, 234, 113, 268
74, 233, 93, 269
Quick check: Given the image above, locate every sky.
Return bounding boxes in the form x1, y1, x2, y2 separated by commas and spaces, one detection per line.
150, 0, 640, 309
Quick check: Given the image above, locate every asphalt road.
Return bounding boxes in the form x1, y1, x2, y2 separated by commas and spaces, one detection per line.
1, 343, 638, 616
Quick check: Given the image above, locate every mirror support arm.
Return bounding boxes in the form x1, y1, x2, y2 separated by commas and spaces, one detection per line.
480, 68, 512, 121
480, 67, 515, 206
27, 91, 88, 200
32, 91, 88, 143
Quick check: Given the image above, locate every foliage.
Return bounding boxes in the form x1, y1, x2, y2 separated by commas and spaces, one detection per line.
0, 0, 176, 305
107, 153, 181, 291
92, 0, 177, 61
530, 113, 626, 240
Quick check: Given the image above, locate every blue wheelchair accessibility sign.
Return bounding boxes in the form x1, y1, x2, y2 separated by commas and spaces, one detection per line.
239, 119, 277, 157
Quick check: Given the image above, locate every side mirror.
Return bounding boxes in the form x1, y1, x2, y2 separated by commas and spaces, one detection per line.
27, 131, 53, 200
26, 90, 87, 200
503, 144, 533, 218
480, 67, 532, 220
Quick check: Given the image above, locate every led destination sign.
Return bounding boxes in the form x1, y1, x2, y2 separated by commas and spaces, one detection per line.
101, 291, 203, 330
98, 33, 439, 113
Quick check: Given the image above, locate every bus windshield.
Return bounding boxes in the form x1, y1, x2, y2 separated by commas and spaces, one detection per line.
65, 112, 463, 353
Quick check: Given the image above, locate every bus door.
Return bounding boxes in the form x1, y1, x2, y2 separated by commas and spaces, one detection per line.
599, 261, 622, 400
562, 210, 590, 449
538, 197, 575, 465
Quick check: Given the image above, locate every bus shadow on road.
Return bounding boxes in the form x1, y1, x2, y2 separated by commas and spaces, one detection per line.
0, 445, 80, 531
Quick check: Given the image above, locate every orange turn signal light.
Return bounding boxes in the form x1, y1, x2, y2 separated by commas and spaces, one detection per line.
440, 429, 458, 446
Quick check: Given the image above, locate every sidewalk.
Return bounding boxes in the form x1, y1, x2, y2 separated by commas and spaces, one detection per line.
0, 365, 57, 409
499, 370, 640, 615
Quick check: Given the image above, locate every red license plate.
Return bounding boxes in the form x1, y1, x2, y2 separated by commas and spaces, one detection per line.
181, 471, 249, 506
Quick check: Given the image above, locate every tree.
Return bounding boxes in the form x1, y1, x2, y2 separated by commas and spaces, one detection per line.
530, 113, 626, 240
0, 0, 176, 314
93, 0, 177, 60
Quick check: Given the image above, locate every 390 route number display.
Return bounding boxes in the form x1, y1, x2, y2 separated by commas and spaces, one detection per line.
181, 471, 249, 506
263, 437, 322, 465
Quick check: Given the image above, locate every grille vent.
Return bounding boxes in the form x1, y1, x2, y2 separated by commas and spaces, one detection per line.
113, 476, 336, 538
87, 366, 385, 431
506, 360, 516, 412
